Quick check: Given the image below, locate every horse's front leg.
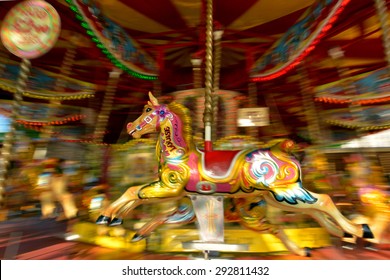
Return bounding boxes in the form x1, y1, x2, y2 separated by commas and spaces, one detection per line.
96, 185, 145, 226
132, 198, 195, 242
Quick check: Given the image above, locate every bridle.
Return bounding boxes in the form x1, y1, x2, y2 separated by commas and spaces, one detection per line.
127, 105, 167, 135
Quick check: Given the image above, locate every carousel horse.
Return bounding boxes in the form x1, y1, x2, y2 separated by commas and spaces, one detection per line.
39, 158, 78, 220
96, 92, 374, 256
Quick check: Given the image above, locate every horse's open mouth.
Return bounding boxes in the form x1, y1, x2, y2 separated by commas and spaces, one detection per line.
127, 122, 135, 136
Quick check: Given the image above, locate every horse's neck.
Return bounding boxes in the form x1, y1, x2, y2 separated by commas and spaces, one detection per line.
158, 116, 189, 159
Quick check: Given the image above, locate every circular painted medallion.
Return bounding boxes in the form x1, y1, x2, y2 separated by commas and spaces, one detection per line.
1, 0, 61, 59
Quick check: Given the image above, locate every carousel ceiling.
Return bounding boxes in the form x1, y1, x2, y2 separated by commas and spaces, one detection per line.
0, 0, 389, 144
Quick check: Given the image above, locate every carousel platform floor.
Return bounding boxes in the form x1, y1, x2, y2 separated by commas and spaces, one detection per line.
70, 220, 332, 254
1, 215, 390, 260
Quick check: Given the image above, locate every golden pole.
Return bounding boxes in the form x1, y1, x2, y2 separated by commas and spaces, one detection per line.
203, 0, 213, 151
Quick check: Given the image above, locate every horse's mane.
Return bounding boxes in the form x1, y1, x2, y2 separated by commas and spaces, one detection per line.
167, 101, 195, 150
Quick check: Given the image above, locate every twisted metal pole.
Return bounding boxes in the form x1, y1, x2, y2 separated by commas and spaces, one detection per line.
203, 0, 213, 151
211, 29, 223, 142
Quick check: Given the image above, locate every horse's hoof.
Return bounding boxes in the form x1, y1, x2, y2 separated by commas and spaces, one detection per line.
364, 241, 378, 251
343, 232, 353, 238
341, 241, 356, 250
108, 217, 123, 226
131, 233, 146, 242
96, 215, 110, 225
304, 247, 311, 257
362, 224, 374, 239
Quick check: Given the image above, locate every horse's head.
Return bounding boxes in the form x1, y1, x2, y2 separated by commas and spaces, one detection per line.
127, 92, 169, 138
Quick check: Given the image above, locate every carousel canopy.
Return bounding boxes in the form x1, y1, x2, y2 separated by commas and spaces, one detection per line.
0, 0, 389, 144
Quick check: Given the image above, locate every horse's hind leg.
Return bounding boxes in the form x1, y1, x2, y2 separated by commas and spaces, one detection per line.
263, 190, 373, 239
308, 192, 373, 238
131, 198, 195, 242
309, 210, 345, 238
266, 198, 345, 238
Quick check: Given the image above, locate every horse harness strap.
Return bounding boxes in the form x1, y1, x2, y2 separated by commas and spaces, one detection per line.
136, 112, 156, 131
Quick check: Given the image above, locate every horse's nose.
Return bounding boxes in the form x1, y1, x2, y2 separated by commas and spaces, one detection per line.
127, 122, 135, 135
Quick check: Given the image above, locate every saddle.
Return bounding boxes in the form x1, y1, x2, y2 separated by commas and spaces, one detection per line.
200, 149, 244, 177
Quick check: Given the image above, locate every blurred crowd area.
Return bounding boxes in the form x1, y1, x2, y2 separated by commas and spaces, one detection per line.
0, 139, 159, 222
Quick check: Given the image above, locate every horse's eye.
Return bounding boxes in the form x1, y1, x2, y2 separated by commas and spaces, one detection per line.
146, 108, 152, 112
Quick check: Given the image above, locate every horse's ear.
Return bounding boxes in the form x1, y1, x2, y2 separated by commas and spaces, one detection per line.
148, 91, 159, 106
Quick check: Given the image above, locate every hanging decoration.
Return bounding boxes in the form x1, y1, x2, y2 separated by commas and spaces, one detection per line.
16, 114, 86, 127
314, 67, 390, 105
251, 0, 350, 81
0, 101, 87, 123
323, 105, 390, 131
0, 60, 96, 100
65, 0, 158, 80
0, 0, 60, 59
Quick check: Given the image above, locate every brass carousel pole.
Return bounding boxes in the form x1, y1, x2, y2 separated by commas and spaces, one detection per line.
211, 28, 223, 142
203, 0, 214, 151
0, 59, 31, 206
